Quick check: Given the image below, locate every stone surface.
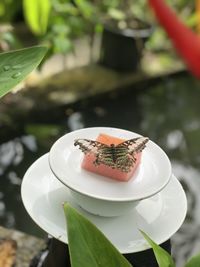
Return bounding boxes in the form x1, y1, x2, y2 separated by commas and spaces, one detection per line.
25, 64, 144, 106
23, 52, 184, 108
0, 226, 45, 267
0, 239, 17, 267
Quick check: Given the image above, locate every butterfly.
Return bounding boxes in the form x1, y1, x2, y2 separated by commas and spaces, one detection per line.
74, 136, 149, 172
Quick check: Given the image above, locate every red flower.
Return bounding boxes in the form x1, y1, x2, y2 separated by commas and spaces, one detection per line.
149, 0, 200, 78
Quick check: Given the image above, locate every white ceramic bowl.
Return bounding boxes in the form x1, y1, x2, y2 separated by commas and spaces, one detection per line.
69, 190, 139, 217
49, 127, 172, 216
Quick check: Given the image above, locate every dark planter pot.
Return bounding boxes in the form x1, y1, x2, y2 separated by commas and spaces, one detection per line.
99, 23, 153, 72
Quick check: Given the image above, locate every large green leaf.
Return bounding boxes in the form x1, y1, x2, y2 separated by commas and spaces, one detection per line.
184, 253, 200, 267
0, 46, 47, 98
63, 203, 132, 267
141, 231, 176, 267
23, 0, 51, 35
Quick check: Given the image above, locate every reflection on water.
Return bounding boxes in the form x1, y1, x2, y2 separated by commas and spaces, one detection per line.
1, 73, 200, 266
171, 162, 200, 266
0, 136, 46, 237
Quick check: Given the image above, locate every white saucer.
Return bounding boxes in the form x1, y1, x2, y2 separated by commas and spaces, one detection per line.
21, 153, 187, 253
49, 127, 172, 201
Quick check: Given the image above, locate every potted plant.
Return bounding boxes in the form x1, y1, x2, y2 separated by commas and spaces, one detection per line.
97, 0, 153, 72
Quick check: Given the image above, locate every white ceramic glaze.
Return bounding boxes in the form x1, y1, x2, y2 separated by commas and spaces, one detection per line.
70, 190, 139, 216
21, 154, 187, 253
49, 127, 172, 201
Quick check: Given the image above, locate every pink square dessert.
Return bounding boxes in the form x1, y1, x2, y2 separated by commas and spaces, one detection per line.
81, 133, 141, 181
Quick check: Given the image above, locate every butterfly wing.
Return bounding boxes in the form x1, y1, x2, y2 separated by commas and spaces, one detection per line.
119, 137, 149, 156
74, 138, 115, 167
110, 145, 134, 172
114, 137, 149, 172
74, 139, 107, 155
95, 146, 116, 168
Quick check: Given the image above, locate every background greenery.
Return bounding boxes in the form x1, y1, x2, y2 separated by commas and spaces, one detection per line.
0, 1, 200, 266
0, 0, 197, 62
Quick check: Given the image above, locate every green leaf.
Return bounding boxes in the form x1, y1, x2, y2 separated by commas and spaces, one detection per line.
23, 0, 51, 35
63, 203, 132, 267
184, 253, 200, 267
108, 8, 126, 21
74, 0, 94, 19
141, 231, 176, 267
0, 46, 47, 98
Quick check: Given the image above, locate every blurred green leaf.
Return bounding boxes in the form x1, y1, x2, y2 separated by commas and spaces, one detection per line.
52, 1, 78, 15
185, 14, 197, 28
23, 0, 51, 35
0, 46, 47, 98
63, 203, 132, 267
0, 0, 22, 22
184, 253, 200, 267
53, 37, 73, 54
1, 31, 21, 50
141, 231, 176, 267
108, 8, 126, 21
95, 23, 103, 33
74, 0, 93, 19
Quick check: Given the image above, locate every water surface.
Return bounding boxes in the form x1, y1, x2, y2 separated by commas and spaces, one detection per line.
0, 72, 200, 266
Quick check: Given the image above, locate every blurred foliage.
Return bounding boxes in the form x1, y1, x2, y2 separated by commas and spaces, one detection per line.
0, 0, 198, 62
167, 0, 196, 27
0, 24, 21, 51
0, 0, 22, 50
0, 0, 22, 22
43, 0, 99, 56
93, 0, 150, 23
23, 0, 51, 36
